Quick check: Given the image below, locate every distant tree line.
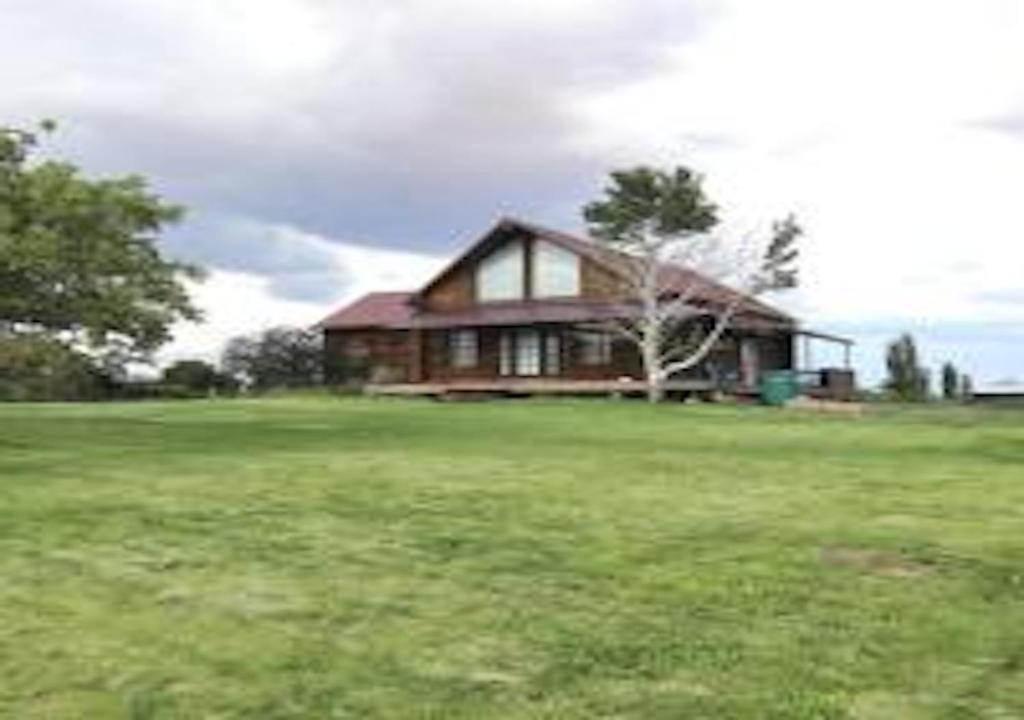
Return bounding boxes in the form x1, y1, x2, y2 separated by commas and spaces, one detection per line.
883, 333, 972, 402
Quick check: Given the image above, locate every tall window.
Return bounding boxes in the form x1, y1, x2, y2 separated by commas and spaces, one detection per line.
515, 330, 541, 376
499, 333, 513, 376
532, 240, 580, 297
544, 333, 562, 375
477, 241, 524, 301
449, 329, 478, 368
577, 331, 613, 365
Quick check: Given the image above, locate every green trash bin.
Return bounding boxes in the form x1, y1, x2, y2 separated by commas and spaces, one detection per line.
760, 370, 800, 406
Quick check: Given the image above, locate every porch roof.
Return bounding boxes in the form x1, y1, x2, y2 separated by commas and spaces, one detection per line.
794, 328, 855, 345
408, 299, 796, 332
409, 299, 635, 329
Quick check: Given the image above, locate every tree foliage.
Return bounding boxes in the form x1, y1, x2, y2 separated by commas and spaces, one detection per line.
221, 326, 323, 391
884, 333, 930, 401
162, 359, 237, 396
0, 333, 110, 401
0, 122, 202, 361
583, 165, 799, 402
584, 166, 718, 243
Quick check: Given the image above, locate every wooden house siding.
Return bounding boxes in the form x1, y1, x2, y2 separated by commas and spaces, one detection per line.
420, 264, 475, 312
324, 328, 412, 384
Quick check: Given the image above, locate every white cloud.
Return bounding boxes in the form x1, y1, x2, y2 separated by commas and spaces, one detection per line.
158, 229, 443, 366
572, 0, 1024, 336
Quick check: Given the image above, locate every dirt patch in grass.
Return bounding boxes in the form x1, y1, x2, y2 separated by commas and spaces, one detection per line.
821, 546, 935, 578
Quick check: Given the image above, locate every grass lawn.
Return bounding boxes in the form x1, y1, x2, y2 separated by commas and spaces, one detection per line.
1, 397, 1023, 719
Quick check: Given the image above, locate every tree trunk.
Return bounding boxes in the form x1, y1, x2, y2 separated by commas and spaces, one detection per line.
644, 354, 664, 403
646, 376, 664, 403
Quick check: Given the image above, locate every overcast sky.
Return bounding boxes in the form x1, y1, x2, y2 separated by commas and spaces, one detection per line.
3, 0, 1023, 384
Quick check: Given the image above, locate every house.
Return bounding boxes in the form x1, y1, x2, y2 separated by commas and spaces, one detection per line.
318, 217, 854, 399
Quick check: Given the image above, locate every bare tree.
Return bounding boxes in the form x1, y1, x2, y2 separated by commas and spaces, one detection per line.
584, 167, 799, 402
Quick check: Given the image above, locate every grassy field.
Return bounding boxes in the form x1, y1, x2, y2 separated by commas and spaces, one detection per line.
1, 398, 1023, 719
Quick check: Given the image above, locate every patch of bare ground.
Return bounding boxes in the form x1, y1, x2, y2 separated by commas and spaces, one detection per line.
821, 546, 935, 577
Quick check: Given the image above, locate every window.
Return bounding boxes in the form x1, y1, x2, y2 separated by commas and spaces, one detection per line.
477, 241, 524, 301
577, 331, 613, 366
514, 330, 541, 376
448, 329, 478, 368
499, 333, 513, 376
532, 240, 580, 297
544, 333, 561, 375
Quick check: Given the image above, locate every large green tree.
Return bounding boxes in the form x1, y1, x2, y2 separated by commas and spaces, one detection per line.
222, 326, 323, 391
0, 122, 202, 362
583, 166, 799, 402
162, 359, 237, 396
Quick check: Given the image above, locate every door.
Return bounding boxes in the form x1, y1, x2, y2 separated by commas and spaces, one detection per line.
740, 338, 760, 387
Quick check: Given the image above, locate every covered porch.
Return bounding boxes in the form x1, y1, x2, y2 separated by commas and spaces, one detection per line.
360, 324, 855, 401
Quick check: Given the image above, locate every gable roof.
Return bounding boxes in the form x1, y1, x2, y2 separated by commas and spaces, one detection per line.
317, 291, 414, 329
318, 217, 795, 330
416, 216, 793, 322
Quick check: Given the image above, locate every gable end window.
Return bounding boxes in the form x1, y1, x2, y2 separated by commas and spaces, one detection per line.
532, 240, 580, 297
477, 241, 524, 301
449, 329, 479, 368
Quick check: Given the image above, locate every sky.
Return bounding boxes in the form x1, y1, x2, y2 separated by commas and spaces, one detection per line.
2, 0, 1023, 386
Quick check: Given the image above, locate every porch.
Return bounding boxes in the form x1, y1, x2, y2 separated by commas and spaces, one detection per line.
360, 326, 855, 402
364, 377, 721, 399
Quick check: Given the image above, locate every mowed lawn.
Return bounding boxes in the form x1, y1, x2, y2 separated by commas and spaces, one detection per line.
1, 398, 1023, 719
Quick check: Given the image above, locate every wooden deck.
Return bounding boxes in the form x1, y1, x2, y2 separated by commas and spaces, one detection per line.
365, 378, 722, 398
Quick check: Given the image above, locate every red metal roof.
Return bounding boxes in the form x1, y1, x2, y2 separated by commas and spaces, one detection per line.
318, 291, 415, 329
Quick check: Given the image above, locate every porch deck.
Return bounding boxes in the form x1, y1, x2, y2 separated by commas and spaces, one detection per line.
365, 378, 722, 398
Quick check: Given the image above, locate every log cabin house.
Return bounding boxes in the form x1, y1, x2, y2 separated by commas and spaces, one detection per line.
318, 217, 854, 400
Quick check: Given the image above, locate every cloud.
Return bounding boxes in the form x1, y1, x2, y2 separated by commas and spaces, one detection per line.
163, 217, 351, 303
1, 0, 716, 255
158, 242, 443, 365
974, 288, 1024, 307
163, 215, 445, 304
976, 109, 1024, 138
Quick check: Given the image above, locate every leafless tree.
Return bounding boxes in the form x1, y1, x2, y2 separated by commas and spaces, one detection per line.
600, 218, 799, 402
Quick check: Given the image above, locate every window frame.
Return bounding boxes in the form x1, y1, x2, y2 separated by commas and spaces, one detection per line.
514, 330, 541, 376
476, 240, 525, 302
576, 330, 613, 366
531, 240, 581, 298
448, 329, 479, 369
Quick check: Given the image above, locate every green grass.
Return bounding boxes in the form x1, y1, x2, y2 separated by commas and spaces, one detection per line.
1, 398, 1023, 719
